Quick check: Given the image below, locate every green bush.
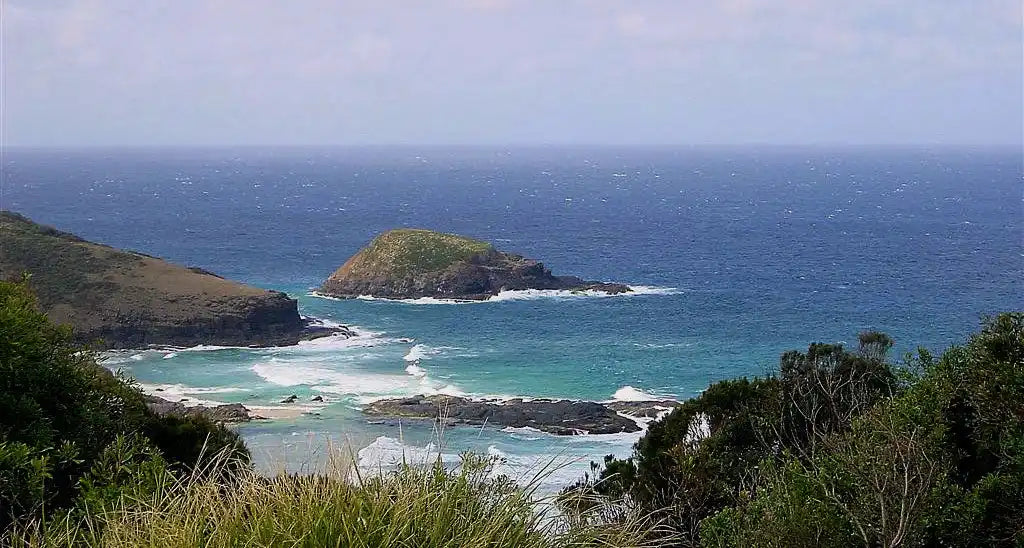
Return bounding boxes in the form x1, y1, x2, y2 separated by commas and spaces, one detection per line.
0, 279, 249, 534
588, 316, 1022, 547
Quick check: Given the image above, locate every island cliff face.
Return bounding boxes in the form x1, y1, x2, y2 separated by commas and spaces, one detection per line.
319, 229, 631, 300
0, 211, 341, 349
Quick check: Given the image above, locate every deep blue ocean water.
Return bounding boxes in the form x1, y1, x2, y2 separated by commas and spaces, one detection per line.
3, 146, 1021, 487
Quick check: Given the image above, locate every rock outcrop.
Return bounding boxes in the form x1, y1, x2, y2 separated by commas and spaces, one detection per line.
363, 395, 674, 435
143, 394, 256, 423
0, 211, 348, 348
319, 229, 631, 300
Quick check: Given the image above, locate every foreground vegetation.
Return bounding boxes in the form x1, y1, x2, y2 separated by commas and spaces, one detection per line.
572, 313, 1023, 546
3, 275, 1020, 546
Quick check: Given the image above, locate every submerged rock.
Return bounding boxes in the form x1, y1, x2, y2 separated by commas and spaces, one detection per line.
363, 395, 650, 435
0, 211, 351, 348
318, 229, 632, 300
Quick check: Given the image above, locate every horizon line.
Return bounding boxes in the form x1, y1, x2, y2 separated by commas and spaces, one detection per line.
2, 142, 1021, 150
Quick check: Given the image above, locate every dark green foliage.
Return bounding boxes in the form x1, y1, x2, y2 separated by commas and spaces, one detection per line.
0, 279, 250, 533
76, 434, 169, 515
590, 314, 1022, 547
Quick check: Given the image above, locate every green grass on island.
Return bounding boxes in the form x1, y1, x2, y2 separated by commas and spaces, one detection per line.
339, 229, 497, 278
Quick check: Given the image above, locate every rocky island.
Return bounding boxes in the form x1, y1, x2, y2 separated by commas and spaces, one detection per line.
364, 395, 680, 435
0, 211, 348, 348
318, 229, 631, 300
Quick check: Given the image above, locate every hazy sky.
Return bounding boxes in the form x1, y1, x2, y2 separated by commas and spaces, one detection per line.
3, 0, 1022, 146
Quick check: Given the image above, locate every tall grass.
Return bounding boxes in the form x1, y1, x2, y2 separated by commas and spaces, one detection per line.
11, 445, 670, 547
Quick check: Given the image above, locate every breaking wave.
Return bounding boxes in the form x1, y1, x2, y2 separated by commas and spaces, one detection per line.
311, 285, 679, 305
611, 385, 663, 402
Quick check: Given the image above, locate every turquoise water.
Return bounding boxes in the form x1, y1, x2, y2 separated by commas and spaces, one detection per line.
5, 146, 1020, 489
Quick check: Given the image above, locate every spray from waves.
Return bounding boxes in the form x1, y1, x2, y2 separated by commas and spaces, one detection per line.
311, 286, 680, 305
402, 344, 466, 362
403, 344, 436, 362
405, 362, 427, 378
610, 385, 665, 402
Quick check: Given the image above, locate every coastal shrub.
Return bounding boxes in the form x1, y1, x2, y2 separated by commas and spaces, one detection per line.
0, 280, 248, 534
589, 316, 1022, 546
75, 434, 170, 516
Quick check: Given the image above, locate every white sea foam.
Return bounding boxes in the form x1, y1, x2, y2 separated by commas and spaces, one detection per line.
356, 436, 455, 469
403, 344, 436, 361
611, 385, 662, 402
252, 354, 465, 403
179, 344, 246, 352
499, 426, 547, 441
162, 352, 178, 359
136, 382, 250, 407
402, 344, 463, 362
307, 291, 343, 301
294, 326, 391, 350
318, 286, 680, 305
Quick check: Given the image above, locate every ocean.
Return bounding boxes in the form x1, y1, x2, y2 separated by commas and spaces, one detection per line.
3, 146, 1021, 489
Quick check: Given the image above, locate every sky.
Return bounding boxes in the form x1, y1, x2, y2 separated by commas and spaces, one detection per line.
3, 0, 1022, 146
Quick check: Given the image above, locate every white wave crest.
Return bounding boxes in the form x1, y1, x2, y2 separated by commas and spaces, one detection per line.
403, 344, 435, 362
136, 383, 251, 407
252, 355, 464, 404
317, 286, 679, 305
402, 344, 463, 362
611, 385, 662, 402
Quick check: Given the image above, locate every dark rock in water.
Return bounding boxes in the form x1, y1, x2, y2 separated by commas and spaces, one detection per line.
364, 395, 642, 435
318, 229, 632, 300
311, 395, 324, 402
281, 394, 298, 403
143, 395, 254, 423
0, 211, 354, 348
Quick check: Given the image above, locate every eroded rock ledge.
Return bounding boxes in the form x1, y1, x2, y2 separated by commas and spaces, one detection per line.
318, 229, 632, 300
363, 395, 681, 435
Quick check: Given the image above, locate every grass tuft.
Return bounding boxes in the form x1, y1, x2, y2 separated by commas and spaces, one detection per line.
10, 444, 671, 547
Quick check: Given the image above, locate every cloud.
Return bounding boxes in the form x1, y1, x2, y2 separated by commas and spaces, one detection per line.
3, 0, 1020, 145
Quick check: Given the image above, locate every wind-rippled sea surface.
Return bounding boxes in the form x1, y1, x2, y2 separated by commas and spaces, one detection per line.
4, 146, 1021, 489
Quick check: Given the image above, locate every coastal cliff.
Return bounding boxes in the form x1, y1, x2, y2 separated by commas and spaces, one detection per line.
318, 229, 631, 300
0, 211, 344, 348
